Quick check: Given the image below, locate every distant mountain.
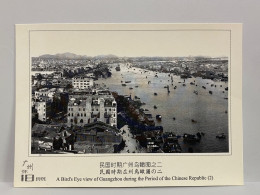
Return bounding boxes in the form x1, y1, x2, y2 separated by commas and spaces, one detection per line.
38, 52, 89, 60
93, 54, 118, 59
37, 53, 119, 60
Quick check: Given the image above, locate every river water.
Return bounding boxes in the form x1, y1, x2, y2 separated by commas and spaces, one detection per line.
96, 64, 229, 153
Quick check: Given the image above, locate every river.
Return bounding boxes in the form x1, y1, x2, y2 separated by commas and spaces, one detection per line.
95, 64, 229, 153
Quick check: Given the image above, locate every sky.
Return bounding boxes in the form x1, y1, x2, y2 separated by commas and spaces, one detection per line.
30, 30, 230, 58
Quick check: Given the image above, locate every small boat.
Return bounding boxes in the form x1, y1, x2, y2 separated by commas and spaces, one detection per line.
191, 119, 197, 123
225, 87, 228, 91
216, 133, 226, 139
125, 81, 131, 83
183, 84, 186, 86
183, 133, 201, 143
194, 90, 198, 95
156, 115, 162, 120
174, 86, 177, 89
154, 93, 158, 96
122, 84, 126, 86
154, 105, 157, 109
135, 86, 138, 88
224, 97, 228, 100
209, 91, 213, 94
129, 87, 133, 90
173, 117, 176, 120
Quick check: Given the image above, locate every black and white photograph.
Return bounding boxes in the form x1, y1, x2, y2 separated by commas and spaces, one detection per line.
30, 29, 230, 154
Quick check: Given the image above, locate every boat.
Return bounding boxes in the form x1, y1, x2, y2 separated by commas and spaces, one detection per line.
122, 84, 126, 86
183, 84, 186, 86
202, 86, 206, 89
115, 65, 120, 71
156, 115, 162, 120
216, 133, 226, 139
129, 87, 133, 90
225, 87, 228, 91
154, 93, 158, 96
125, 81, 131, 83
154, 105, 157, 109
191, 119, 197, 123
174, 86, 177, 89
194, 90, 198, 95
173, 117, 176, 120
183, 133, 201, 143
135, 85, 138, 88
209, 91, 213, 94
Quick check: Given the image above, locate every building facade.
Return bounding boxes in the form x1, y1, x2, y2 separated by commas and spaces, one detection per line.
67, 91, 117, 127
72, 76, 94, 89
35, 100, 52, 122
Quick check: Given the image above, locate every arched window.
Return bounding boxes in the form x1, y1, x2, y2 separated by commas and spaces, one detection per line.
80, 119, 83, 123
77, 113, 80, 116
81, 113, 83, 117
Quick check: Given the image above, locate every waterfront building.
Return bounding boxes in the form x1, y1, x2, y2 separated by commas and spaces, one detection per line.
72, 76, 94, 89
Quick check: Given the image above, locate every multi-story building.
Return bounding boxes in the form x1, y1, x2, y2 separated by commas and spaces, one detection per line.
35, 100, 52, 122
34, 88, 56, 101
72, 76, 94, 89
67, 91, 117, 127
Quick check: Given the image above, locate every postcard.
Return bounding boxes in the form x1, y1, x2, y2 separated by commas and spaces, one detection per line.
14, 23, 243, 187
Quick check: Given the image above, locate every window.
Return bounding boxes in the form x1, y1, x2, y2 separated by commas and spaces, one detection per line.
79, 108, 81, 111
80, 119, 83, 123
84, 113, 86, 117
81, 113, 83, 117
72, 113, 73, 117
68, 113, 70, 116
77, 113, 80, 116
70, 119, 73, 123
83, 108, 85, 111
